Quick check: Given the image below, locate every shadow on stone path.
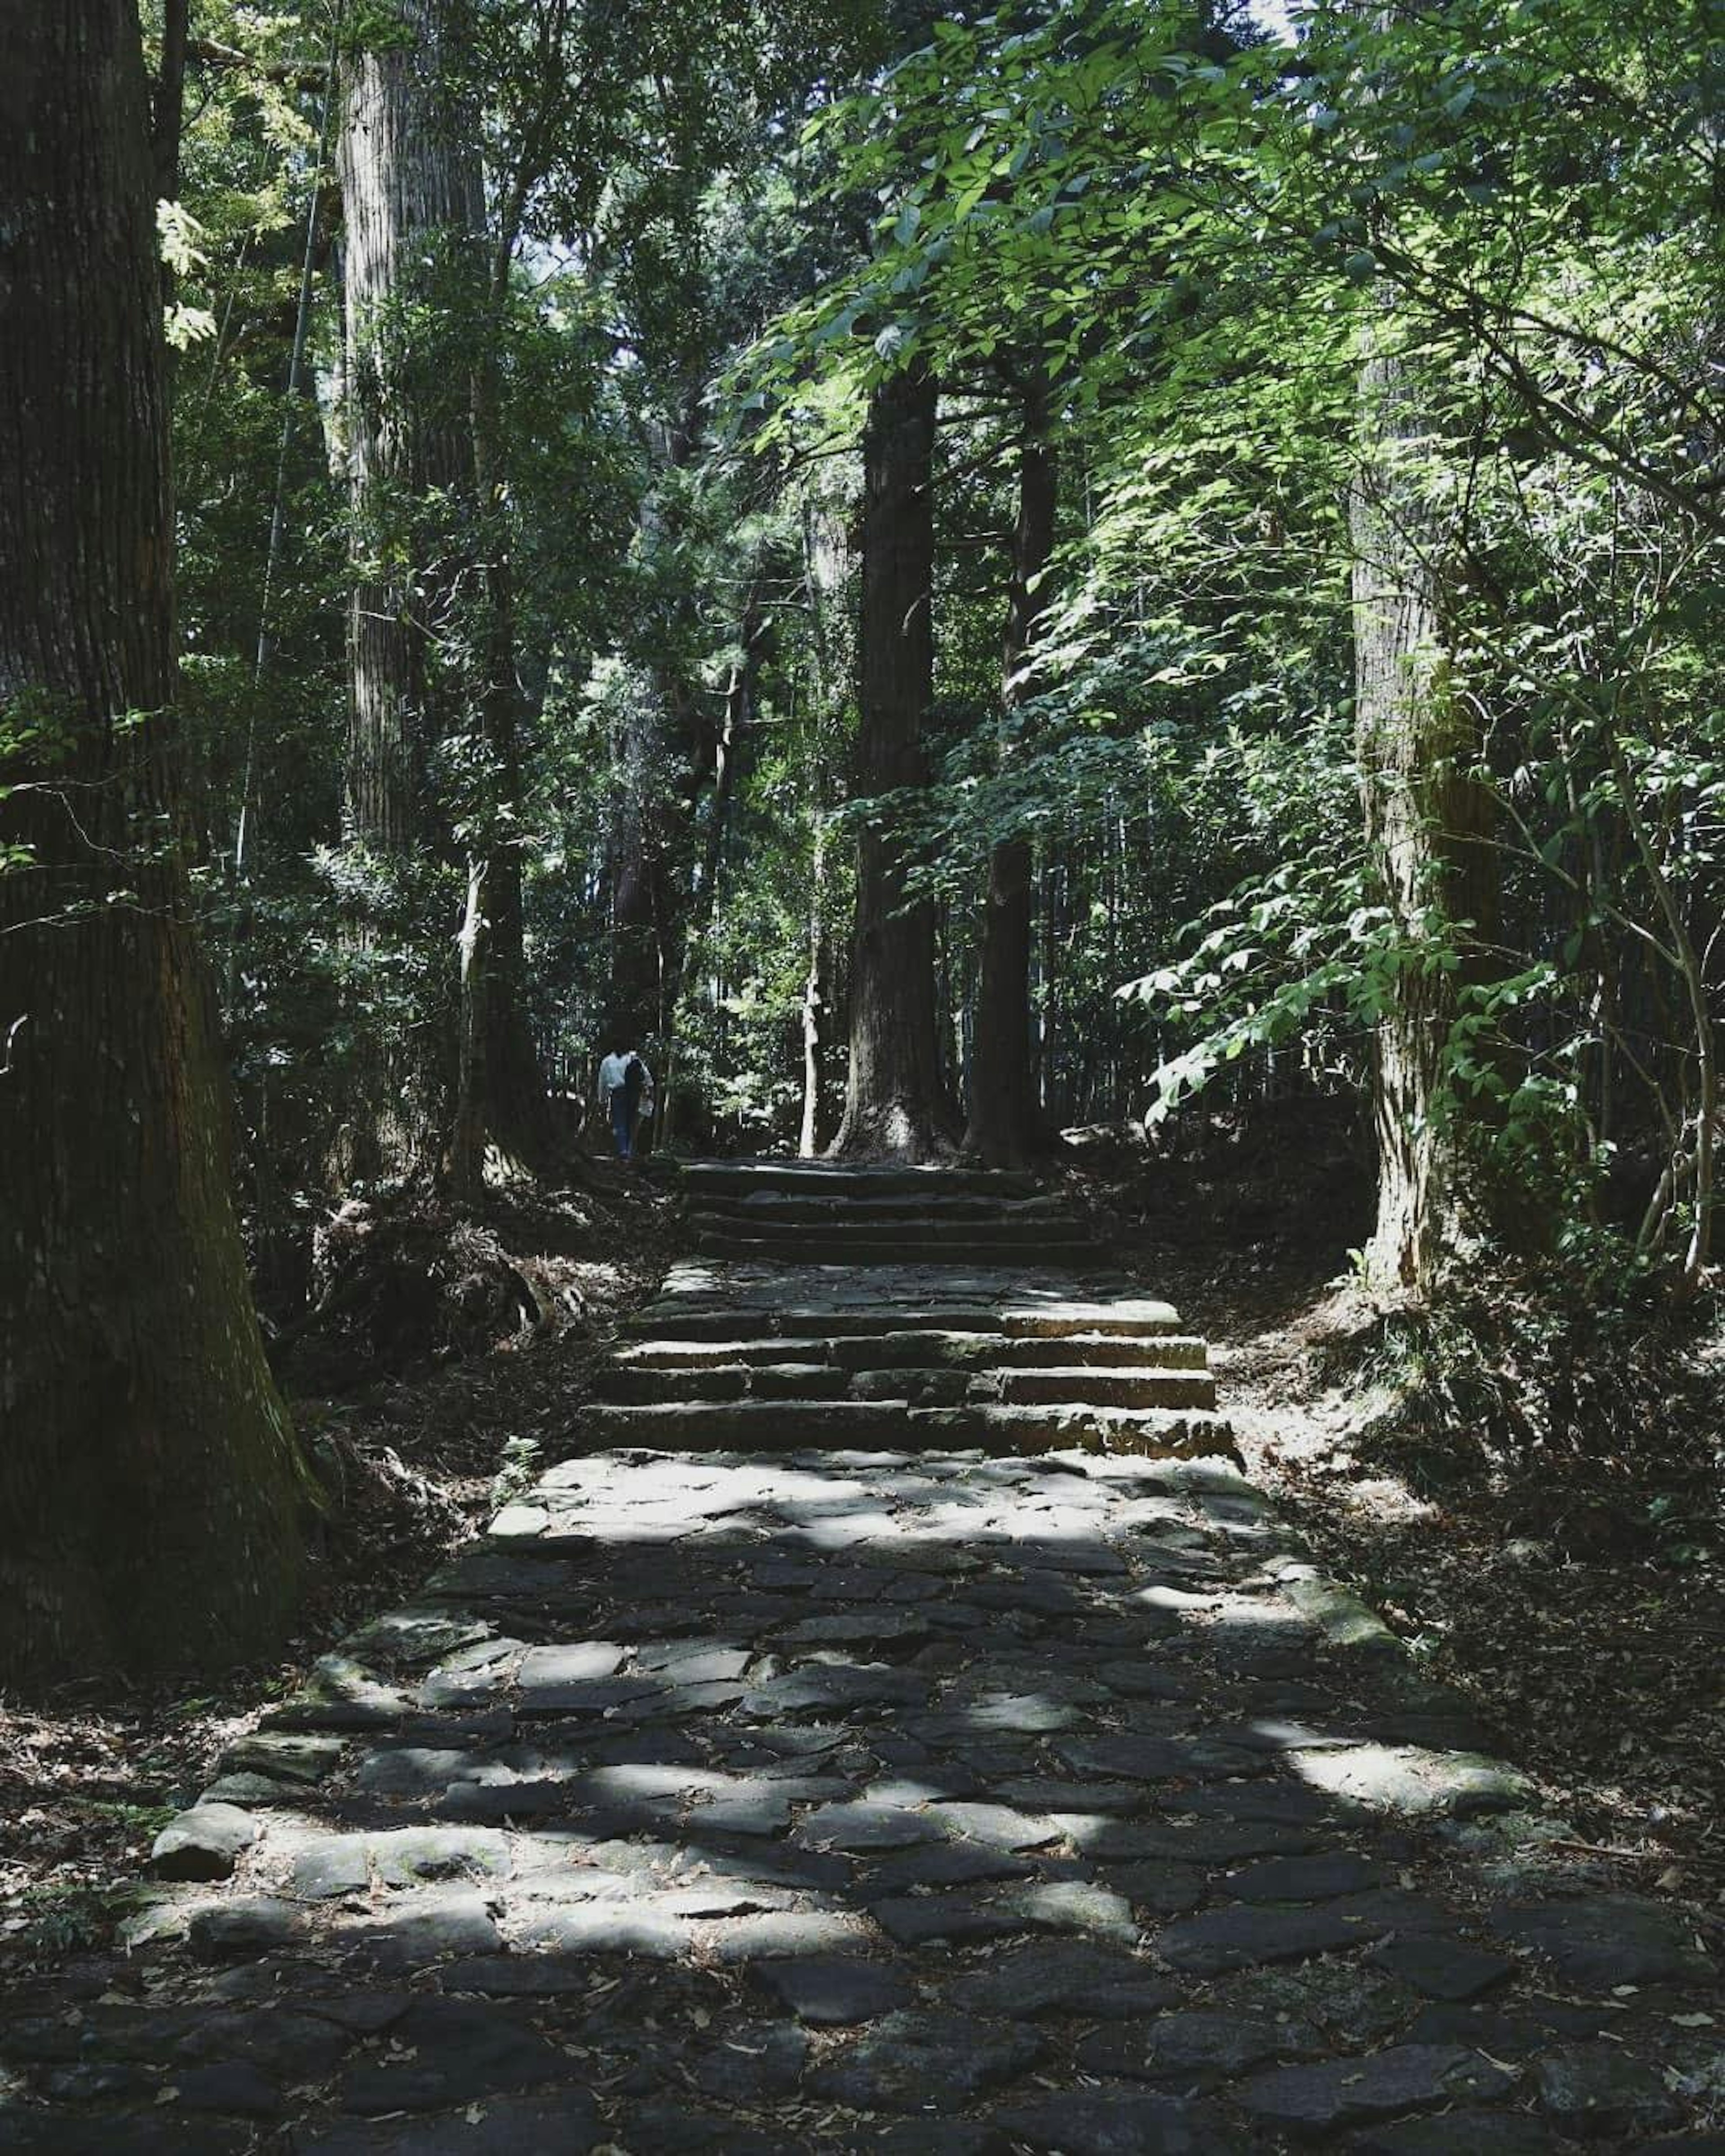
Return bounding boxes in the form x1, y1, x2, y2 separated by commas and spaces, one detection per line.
1, 1202, 1719, 2153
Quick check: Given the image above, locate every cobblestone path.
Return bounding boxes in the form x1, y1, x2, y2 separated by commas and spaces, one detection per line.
1, 1168, 1718, 2152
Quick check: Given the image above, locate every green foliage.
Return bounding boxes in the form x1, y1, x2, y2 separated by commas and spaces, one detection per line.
152, 0, 1722, 1296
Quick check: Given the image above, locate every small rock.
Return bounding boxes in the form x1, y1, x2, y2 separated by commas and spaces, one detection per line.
996, 1878, 1139, 1943
927, 1800, 1061, 1850
1229, 1851, 1387, 1902
752, 1953, 915, 2024
1238, 2043, 1517, 2132
371, 1826, 510, 1887
1491, 1894, 1716, 1987
873, 1887, 1040, 1947
217, 1732, 344, 1785
1371, 1935, 1513, 2001
347, 1890, 503, 1965
1079, 2009, 1319, 2085
709, 1910, 870, 1963
150, 1803, 260, 1882
291, 1837, 372, 1901
797, 1799, 937, 1852
945, 1941, 1177, 2021
176, 2060, 282, 2117
512, 1903, 691, 1960
489, 1503, 551, 1539
189, 1898, 305, 1959
689, 2020, 808, 2102
1292, 1742, 1531, 1817
198, 1771, 303, 1807
1213, 1961, 1414, 2043
516, 1640, 626, 1688
1155, 1900, 1385, 1975
1053, 1732, 1263, 1783
337, 1997, 571, 2114
1534, 2042, 1684, 2136
867, 1841, 1035, 1893
1097, 1858, 1208, 1917
809, 2010, 1044, 2113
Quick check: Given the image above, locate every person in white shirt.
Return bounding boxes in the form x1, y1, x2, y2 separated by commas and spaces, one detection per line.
597, 1041, 652, 1160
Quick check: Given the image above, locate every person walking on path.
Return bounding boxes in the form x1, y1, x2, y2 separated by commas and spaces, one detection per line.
598, 1041, 653, 1161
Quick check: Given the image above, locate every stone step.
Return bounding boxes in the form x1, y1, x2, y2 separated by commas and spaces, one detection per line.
623, 1299, 1185, 1343
693, 1234, 1099, 1267
677, 1160, 1041, 1200
690, 1210, 1088, 1246
572, 1398, 1236, 1461
613, 1330, 1211, 1373
691, 1191, 1076, 1224
993, 1365, 1216, 1409
593, 1361, 1215, 1410
595, 1362, 852, 1405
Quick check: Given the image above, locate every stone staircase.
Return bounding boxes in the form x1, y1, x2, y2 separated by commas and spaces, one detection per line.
678, 1158, 1098, 1267
588, 1161, 1233, 1465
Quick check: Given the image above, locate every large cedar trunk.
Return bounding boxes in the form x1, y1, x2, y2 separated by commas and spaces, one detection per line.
0, 6, 308, 1682
830, 363, 958, 1160
963, 375, 1057, 1166
335, 0, 483, 1184
1350, 325, 1495, 1294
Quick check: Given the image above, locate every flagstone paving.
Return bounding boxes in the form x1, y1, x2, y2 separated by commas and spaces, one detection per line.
1, 1180, 1719, 2152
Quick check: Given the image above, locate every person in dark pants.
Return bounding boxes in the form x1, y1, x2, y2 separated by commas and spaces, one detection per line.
597, 1042, 652, 1161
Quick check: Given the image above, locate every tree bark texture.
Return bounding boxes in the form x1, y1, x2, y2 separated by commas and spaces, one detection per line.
963, 374, 1057, 1166
336, 0, 484, 1183
1350, 325, 1496, 1294
0, 4, 309, 1682
831, 363, 958, 1160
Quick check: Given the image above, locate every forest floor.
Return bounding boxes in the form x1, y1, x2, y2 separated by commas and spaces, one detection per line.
1097, 1105, 1725, 1924
4, 1120, 1721, 1991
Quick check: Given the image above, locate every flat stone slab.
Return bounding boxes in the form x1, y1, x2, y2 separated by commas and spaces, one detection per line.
751, 1954, 916, 2024
1238, 2044, 1519, 2132
1079, 2008, 1322, 2084
808, 2010, 1046, 2112
1490, 1894, 1717, 1987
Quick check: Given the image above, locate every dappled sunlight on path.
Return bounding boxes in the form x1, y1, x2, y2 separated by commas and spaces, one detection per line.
1, 1189, 1717, 2150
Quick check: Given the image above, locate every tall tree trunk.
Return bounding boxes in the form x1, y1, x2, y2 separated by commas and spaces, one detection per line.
0, 3, 309, 1683
831, 362, 957, 1160
963, 371, 1057, 1166
799, 495, 848, 1154
1350, 320, 1495, 1293
335, 0, 482, 1185
801, 818, 832, 1157
448, 244, 557, 1191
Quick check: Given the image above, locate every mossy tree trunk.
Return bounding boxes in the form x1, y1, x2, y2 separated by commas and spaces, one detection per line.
1351, 323, 1497, 1294
831, 362, 959, 1161
336, 0, 485, 1185
0, 4, 309, 1683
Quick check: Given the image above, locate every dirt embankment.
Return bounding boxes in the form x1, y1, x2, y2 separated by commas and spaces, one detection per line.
1085, 1105, 1725, 1913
